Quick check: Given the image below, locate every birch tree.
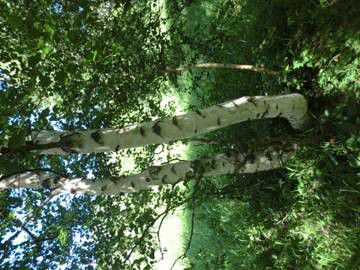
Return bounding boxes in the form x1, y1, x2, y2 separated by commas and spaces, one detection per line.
0, 145, 296, 194
1, 93, 308, 155
0, 1, 313, 269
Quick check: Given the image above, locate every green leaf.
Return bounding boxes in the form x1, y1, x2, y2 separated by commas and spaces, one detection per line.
41, 44, 53, 59
58, 228, 68, 246
91, 50, 97, 61
44, 23, 55, 40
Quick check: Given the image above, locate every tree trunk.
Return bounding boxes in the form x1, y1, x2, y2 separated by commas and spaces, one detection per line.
25, 94, 308, 155
166, 63, 279, 75
0, 146, 296, 195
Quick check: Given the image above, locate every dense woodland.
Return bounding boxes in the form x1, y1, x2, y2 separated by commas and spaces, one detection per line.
0, 0, 359, 269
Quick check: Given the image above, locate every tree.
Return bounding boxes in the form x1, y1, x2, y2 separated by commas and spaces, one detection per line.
1, 93, 308, 155
0, 1, 173, 268
0, 1, 315, 269
0, 145, 297, 194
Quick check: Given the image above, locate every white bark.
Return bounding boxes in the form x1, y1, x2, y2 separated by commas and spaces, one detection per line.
0, 147, 295, 195
31, 94, 308, 154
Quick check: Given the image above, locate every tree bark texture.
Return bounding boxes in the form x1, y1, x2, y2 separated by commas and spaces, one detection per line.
0, 146, 296, 195
29, 94, 308, 155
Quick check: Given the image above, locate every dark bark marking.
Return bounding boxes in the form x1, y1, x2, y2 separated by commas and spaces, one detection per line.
276, 104, 279, 110
101, 185, 107, 192
171, 165, 177, 174
131, 182, 135, 188
194, 128, 198, 134
110, 176, 119, 184
195, 109, 205, 118
41, 178, 51, 189
265, 151, 273, 161
172, 116, 181, 129
152, 121, 163, 138
115, 145, 121, 151
261, 106, 270, 119
161, 175, 168, 184
53, 177, 60, 185
292, 104, 295, 111
277, 112, 283, 118
232, 101, 239, 107
256, 113, 260, 118
145, 177, 151, 182
247, 97, 257, 107
139, 127, 146, 137
210, 159, 217, 169
217, 117, 221, 125
247, 153, 255, 164
91, 130, 104, 145
59, 132, 82, 153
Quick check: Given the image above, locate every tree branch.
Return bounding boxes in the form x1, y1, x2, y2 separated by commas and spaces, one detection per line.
125, 195, 194, 267
170, 181, 198, 270
166, 63, 279, 75
155, 209, 169, 261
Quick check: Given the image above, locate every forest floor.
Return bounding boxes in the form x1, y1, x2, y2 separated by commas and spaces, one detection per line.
162, 0, 360, 269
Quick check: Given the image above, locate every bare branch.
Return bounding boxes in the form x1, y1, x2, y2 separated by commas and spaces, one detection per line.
166, 63, 279, 75
170, 181, 199, 270
1, 191, 57, 250
125, 196, 194, 267
155, 207, 170, 262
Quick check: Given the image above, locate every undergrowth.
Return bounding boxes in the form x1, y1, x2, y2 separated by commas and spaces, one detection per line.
169, 0, 360, 269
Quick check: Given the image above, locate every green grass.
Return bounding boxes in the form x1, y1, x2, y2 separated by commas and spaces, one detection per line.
163, 0, 360, 269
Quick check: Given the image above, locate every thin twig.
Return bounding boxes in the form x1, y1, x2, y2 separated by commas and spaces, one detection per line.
155, 208, 170, 261
125, 197, 193, 266
0, 190, 57, 259
20, 191, 58, 230
170, 181, 199, 270
170, 205, 195, 270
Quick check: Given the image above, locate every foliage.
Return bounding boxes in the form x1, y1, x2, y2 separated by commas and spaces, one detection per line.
166, 0, 360, 269
0, 0, 359, 269
0, 0, 175, 268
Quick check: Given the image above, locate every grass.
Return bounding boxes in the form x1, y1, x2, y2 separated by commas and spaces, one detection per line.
162, 0, 360, 269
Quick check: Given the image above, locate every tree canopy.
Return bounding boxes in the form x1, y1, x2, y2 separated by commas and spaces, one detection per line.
0, 1, 176, 268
